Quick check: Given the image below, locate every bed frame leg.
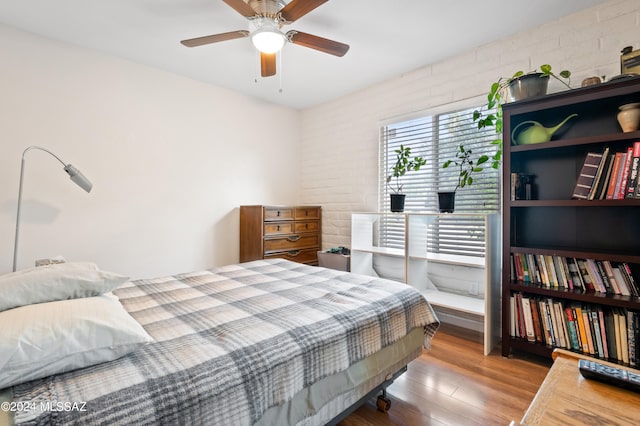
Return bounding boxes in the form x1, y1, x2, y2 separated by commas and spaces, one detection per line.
376, 388, 392, 412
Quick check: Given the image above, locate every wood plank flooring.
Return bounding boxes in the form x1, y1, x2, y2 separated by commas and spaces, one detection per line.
340, 323, 552, 425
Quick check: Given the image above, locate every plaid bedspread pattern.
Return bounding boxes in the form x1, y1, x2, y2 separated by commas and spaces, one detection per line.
11, 259, 439, 425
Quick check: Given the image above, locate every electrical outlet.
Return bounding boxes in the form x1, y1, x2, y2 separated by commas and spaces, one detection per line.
469, 282, 479, 296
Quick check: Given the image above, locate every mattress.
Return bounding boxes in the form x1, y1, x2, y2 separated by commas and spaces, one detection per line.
3, 259, 438, 425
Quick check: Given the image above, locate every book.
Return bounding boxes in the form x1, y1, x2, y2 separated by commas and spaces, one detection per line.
617, 309, 630, 364
528, 253, 541, 284
530, 299, 544, 343
612, 151, 629, 199
612, 266, 632, 296
619, 263, 639, 297
616, 146, 634, 199
605, 309, 618, 361
625, 141, 640, 198
521, 297, 536, 342
595, 152, 615, 199
598, 308, 609, 359
572, 151, 604, 199
545, 255, 559, 288
560, 257, 574, 290
627, 310, 636, 367
574, 306, 590, 353
602, 260, 621, 295
606, 152, 623, 199
564, 307, 580, 351
510, 296, 516, 337
623, 263, 639, 296
553, 255, 568, 289
538, 254, 550, 287
537, 299, 551, 345
554, 301, 570, 349
543, 301, 557, 346
591, 309, 604, 358
577, 259, 596, 292
581, 307, 596, 355
547, 298, 564, 348
589, 146, 610, 200
585, 259, 606, 293
567, 258, 585, 290
614, 308, 624, 361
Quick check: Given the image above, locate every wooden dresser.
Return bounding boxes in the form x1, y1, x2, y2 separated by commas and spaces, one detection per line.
239, 205, 322, 265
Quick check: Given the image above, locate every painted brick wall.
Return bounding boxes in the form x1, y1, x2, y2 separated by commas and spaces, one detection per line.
299, 0, 640, 250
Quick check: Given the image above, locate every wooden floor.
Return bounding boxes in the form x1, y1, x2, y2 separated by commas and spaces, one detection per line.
340, 323, 552, 426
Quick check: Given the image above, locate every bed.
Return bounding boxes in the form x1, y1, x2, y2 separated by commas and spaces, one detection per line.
0, 258, 439, 425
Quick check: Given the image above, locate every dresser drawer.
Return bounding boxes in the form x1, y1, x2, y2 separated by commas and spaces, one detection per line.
264, 207, 293, 221
294, 207, 320, 220
294, 221, 319, 233
264, 222, 294, 236
264, 234, 320, 252
264, 248, 318, 264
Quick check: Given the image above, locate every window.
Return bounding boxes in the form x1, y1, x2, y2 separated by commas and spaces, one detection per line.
379, 102, 500, 257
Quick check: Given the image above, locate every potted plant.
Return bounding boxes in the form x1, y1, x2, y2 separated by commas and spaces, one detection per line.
439, 145, 489, 212
386, 144, 427, 212
473, 64, 572, 170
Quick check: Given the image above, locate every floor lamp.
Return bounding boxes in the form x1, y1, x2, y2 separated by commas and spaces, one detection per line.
13, 146, 93, 272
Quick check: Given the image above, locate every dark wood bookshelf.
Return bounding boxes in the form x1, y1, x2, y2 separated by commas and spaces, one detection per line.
502, 75, 640, 363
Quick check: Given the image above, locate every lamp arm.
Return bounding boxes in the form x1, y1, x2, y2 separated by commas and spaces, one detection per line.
23, 146, 67, 167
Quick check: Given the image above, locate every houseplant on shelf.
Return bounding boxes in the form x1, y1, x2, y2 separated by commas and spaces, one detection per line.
440, 144, 489, 212
386, 144, 427, 212
473, 64, 572, 170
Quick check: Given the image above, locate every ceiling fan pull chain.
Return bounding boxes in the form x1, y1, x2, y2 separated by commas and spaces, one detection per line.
279, 50, 283, 93
254, 50, 260, 83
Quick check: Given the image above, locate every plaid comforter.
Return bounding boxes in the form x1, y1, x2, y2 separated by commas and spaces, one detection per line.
11, 259, 439, 425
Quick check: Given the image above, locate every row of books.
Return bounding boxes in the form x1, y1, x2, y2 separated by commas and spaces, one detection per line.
510, 294, 640, 366
510, 253, 639, 297
572, 141, 640, 200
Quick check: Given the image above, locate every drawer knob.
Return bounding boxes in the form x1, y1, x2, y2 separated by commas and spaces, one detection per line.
288, 250, 300, 257
287, 235, 300, 242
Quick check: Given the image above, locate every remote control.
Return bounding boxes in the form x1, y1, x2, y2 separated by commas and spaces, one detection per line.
578, 359, 640, 394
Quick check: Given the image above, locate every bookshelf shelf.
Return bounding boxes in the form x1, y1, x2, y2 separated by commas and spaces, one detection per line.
502, 75, 640, 366
511, 199, 640, 207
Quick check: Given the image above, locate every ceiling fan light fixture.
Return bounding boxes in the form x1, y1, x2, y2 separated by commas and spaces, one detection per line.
250, 18, 285, 54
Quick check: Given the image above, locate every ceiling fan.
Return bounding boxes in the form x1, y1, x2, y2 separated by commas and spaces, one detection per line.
180, 0, 349, 77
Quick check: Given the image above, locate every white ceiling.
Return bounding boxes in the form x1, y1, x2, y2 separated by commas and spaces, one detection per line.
0, 0, 609, 109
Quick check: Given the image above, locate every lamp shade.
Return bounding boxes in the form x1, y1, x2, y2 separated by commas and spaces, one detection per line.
249, 17, 285, 54
251, 29, 285, 54
64, 164, 93, 193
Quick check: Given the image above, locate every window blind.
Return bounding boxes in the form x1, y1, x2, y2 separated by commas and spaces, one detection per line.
379, 105, 500, 256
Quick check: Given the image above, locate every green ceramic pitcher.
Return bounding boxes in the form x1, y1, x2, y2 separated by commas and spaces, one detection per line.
511, 113, 578, 145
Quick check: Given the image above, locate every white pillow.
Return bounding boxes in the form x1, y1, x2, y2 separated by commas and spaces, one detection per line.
0, 293, 153, 390
0, 262, 129, 312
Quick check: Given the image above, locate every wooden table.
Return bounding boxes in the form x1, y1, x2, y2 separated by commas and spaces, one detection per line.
520, 349, 640, 425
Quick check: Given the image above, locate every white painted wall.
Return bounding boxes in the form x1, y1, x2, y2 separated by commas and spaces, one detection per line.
0, 25, 301, 278
300, 0, 640, 250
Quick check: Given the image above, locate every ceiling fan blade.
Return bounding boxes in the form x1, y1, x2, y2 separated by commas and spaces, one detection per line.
280, 0, 328, 23
261, 52, 276, 77
181, 30, 249, 47
287, 31, 349, 57
223, 0, 257, 17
